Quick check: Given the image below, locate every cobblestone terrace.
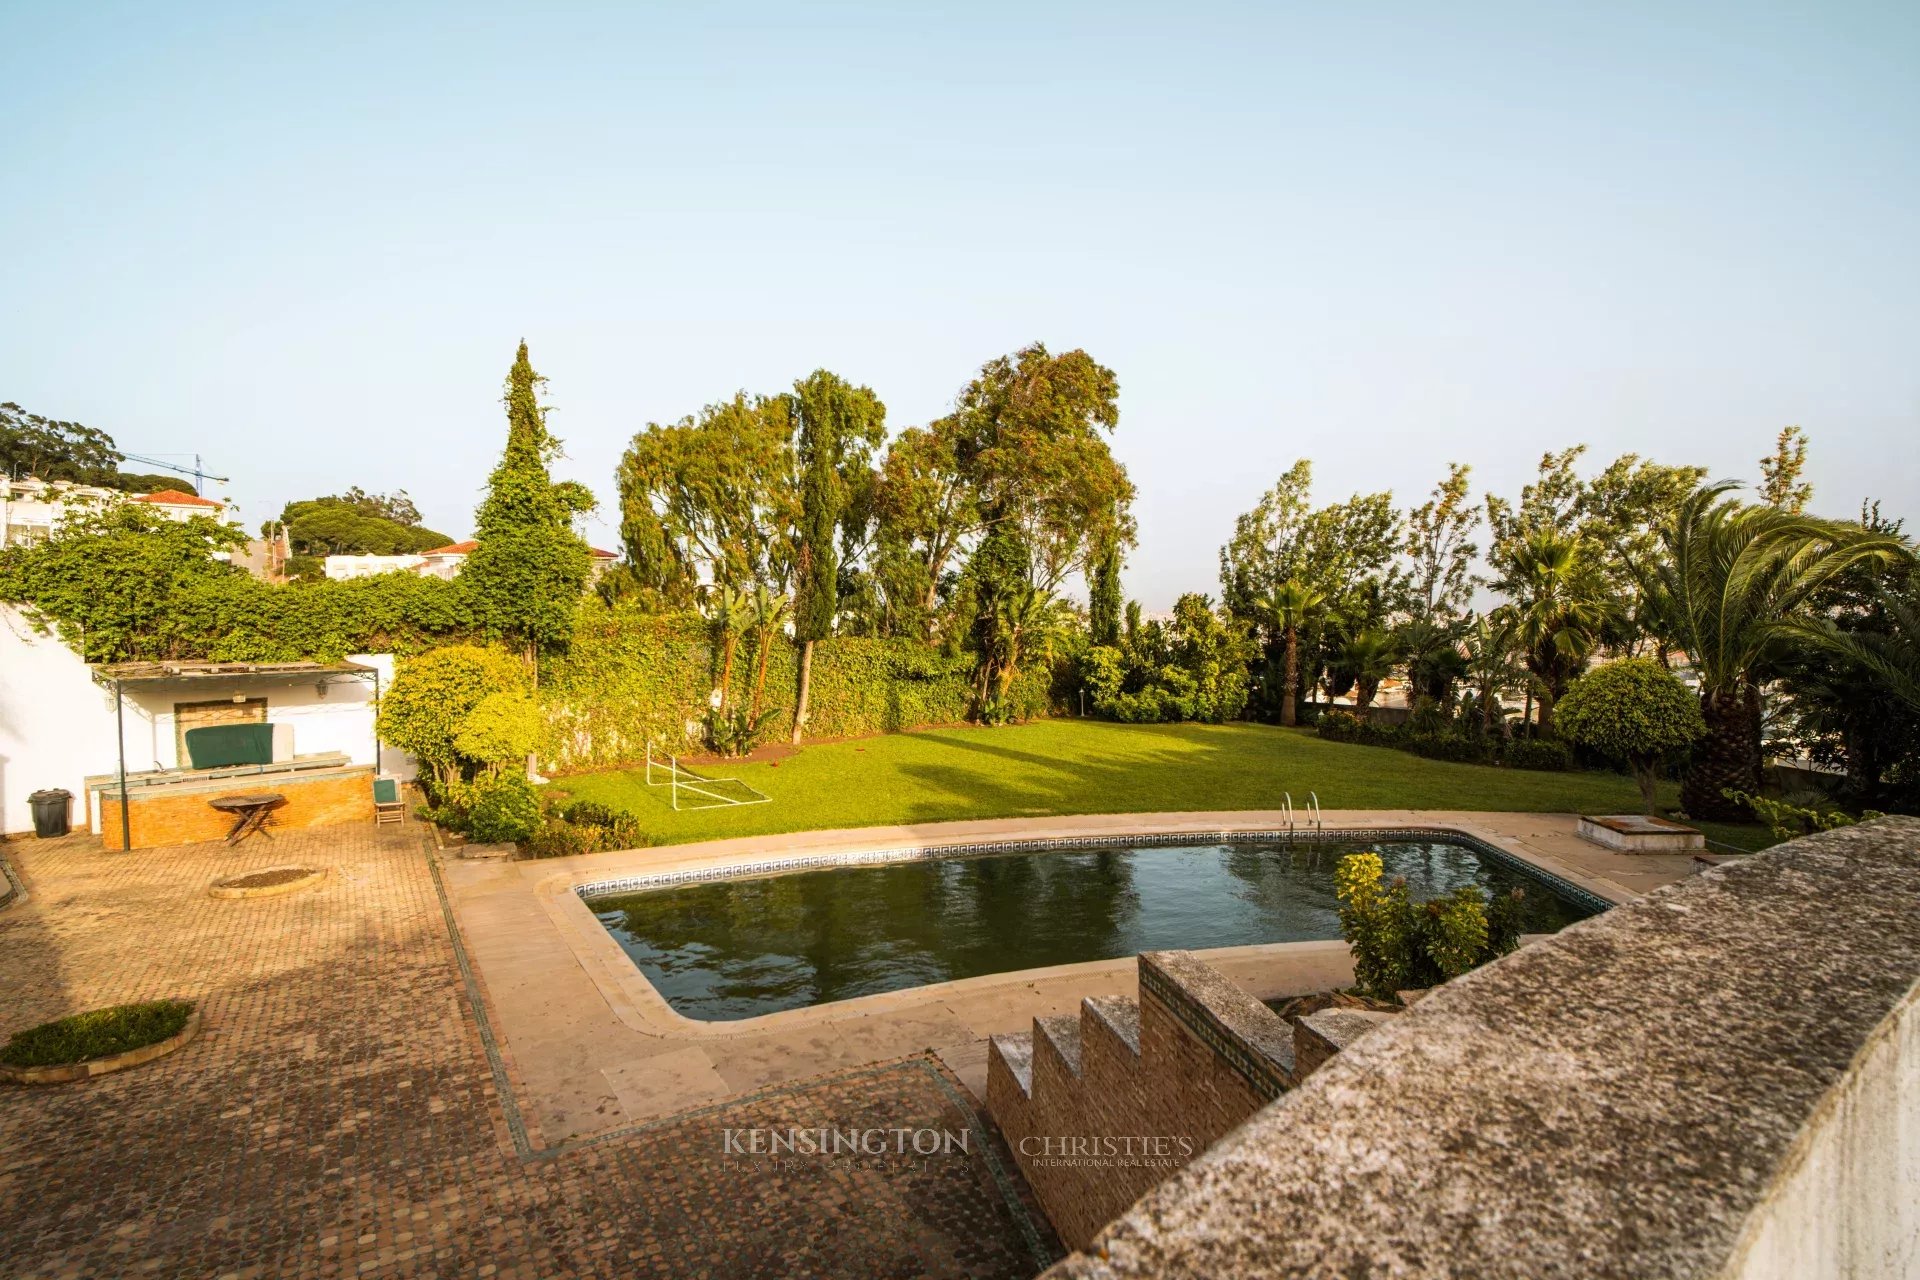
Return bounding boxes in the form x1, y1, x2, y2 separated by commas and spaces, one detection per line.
0, 827, 1056, 1280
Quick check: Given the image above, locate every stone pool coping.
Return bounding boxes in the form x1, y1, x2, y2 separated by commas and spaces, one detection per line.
442, 810, 1697, 1147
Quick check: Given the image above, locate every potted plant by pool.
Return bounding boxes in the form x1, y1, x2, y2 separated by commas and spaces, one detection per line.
0, 999, 199, 1084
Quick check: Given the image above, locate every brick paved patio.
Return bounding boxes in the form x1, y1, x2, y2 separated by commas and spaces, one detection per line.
0, 827, 1057, 1279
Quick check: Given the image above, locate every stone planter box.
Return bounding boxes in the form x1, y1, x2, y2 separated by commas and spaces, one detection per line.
1577, 814, 1705, 854
0, 1008, 201, 1085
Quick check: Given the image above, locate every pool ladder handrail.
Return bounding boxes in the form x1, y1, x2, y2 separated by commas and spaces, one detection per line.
1281, 792, 1294, 842
1307, 791, 1323, 833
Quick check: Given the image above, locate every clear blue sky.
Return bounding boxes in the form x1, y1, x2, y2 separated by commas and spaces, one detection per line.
3, 2, 1915, 606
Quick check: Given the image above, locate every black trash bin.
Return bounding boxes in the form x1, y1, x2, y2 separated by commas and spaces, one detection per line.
28, 789, 72, 838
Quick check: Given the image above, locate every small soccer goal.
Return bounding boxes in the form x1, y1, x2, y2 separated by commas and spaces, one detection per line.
644, 742, 773, 811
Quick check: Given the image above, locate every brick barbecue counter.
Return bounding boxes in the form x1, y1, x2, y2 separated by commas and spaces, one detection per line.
87, 755, 375, 850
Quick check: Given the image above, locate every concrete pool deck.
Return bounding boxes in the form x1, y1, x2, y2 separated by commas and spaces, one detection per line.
442, 809, 1703, 1148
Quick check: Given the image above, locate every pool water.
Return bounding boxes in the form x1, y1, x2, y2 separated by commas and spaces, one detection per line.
586, 838, 1599, 1021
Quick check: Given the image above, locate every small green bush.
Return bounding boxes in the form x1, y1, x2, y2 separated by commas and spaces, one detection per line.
1, 999, 195, 1068
1504, 738, 1572, 771
523, 818, 600, 859
467, 774, 540, 844
1316, 710, 1361, 741
1721, 789, 1881, 841
1334, 854, 1524, 1000
521, 799, 648, 858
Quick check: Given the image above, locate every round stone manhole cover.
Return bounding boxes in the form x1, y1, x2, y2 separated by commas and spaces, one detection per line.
209, 866, 326, 900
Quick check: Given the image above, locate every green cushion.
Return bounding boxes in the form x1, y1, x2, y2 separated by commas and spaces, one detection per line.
373, 777, 399, 804
183, 723, 275, 769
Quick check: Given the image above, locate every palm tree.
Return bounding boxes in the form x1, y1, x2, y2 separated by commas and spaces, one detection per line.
1503, 526, 1616, 737
978, 582, 1061, 717
1339, 629, 1399, 720
746, 585, 790, 720
1628, 482, 1912, 819
1398, 617, 1468, 714
1260, 579, 1324, 727
1464, 610, 1525, 737
701, 583, 756, 714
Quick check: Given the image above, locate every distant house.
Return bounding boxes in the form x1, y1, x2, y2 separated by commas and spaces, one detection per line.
323, 541, 618, 584
323, 553, 428, 581
0, 477, 232, 549
131, 488, 226, 520
417, 539, 478, 580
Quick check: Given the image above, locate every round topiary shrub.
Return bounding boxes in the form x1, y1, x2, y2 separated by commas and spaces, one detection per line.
1, 999, 195, 1071
1556, 657, 1706, 813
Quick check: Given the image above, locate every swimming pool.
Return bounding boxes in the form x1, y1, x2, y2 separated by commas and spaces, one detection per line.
583, 833, 1604, 1021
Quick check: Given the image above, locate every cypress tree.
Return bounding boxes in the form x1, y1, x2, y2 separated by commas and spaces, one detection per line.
789, 370, 884, 743
1089, 539, 1123, 647
463, 341, 594, 677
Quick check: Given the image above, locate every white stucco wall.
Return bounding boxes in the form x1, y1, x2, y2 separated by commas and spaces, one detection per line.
0, 608, 414, 834
0, 608, 123, 834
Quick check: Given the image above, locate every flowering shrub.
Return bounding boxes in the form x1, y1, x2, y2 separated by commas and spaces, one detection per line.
1334, 852, 1526, 1000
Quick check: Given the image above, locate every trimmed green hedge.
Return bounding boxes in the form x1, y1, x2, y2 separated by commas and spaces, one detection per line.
0, 999, 195, 1068
538, 604, 1055, 771
1317, 709, 1573, 772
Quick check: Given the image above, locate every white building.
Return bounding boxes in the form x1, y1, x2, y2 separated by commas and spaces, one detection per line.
0, 605, 413, 836
0, 477, 232, 549
324, 554, 428, 580
323, 540, 618, 583
0, 478, 119, 547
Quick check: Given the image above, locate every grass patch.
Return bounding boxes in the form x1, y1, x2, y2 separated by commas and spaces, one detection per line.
1, 999, 195, 1068
557, 719, 1781, 850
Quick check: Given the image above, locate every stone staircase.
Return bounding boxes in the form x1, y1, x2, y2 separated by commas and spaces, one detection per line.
986, 950, 1397, 1252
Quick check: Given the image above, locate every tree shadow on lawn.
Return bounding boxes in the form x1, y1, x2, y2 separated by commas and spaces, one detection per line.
886, 734, 1286, 826
907, 721, 1260, 776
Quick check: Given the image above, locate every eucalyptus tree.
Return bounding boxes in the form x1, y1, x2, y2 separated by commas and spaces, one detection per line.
617, 392, 799, 607
1758, 426, 1813, 512
1628, 482, 1913, 819
1220, 459, 1406, 625
943, 344, 1135, 715
868, 418, 978, 640
463, 341, 596, 676
1485, 446, 1704, 615
1403, 462, 1480, 622
790, 370, 885, 743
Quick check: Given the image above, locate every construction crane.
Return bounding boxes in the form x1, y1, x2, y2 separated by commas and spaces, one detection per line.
117, 452, 229, 495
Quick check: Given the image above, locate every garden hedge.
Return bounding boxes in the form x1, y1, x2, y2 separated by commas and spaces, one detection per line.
537, 604, 1055, 771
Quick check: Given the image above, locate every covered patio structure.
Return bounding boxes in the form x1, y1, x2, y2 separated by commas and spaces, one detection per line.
88, 660, 387, 850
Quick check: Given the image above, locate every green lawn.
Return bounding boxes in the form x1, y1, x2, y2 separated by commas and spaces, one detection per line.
554, 720, 1777, 850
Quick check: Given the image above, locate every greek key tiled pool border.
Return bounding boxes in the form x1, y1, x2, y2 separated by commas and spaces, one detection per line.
573, 826, 1618, 917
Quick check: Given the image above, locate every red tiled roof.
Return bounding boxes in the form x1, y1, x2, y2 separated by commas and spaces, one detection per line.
134, 489, 220, 507
589, 547, 618, 559
422, 540, 478, 556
